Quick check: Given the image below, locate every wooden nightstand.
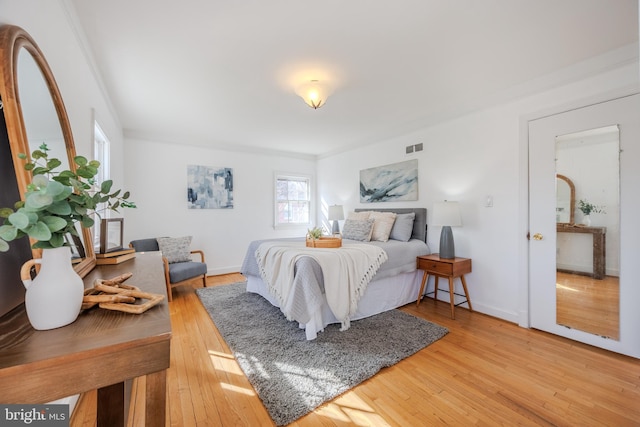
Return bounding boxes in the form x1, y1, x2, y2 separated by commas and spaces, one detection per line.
416, 254, 473, 319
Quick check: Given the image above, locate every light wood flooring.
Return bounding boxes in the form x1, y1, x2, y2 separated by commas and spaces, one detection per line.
72, 273, 640, 426
556, 272, 619, 340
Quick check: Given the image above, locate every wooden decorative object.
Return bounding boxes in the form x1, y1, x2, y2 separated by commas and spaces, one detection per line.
100, 272, 133, 285
81, 273, 164, 313
82, 281, 140, 310
96, 248, 135, 259
95, 252, 136, 265
305, 235, 342, 248
83, 294, 136, 304
99, 292, 164, 314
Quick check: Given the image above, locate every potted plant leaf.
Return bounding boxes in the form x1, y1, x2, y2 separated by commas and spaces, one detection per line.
0, 143, 136, 330
577, 199, 605, 226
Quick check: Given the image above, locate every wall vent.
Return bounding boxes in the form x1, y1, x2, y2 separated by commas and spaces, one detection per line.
405, 143, 423, 154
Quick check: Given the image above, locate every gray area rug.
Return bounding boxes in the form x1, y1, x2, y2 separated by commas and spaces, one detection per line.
196, 282, 448, 426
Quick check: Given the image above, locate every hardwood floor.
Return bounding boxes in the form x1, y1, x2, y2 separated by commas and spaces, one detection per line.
72, 273, 640, 426
556, 272, 619, 339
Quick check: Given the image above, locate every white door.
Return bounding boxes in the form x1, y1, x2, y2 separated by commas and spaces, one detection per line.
528, 93, 640, 358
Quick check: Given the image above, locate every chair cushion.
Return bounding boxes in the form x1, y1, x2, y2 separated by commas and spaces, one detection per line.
129, 238, 160, 252
168, 261, 207, 284
157, 236, 193, 263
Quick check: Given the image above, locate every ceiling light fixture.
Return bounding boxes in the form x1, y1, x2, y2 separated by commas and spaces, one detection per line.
296, 79, 328, 109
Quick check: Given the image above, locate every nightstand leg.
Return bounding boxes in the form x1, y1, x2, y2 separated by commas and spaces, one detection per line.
460, 275, 473, 312
448, 277, 456, 319
434, 277, 439, 301
416, 271, 429, 307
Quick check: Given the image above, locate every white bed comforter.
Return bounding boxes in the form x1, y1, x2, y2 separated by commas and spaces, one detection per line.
241, 237, 430, 339
255, 241, 388, 331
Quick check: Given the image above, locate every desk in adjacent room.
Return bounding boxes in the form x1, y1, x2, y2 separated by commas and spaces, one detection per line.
557, 224, 606, 279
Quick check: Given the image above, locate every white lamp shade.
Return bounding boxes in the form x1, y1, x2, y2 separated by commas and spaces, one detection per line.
328, 205, 344, 221
432, 201, 462, 227
296, 80, 329, 109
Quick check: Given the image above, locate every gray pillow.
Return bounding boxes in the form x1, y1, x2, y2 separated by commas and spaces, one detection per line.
389, 212, 416, 242
157, 236, 193, 263
342, 218, 375, 241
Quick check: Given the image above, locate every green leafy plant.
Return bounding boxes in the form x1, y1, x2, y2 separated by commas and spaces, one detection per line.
307, 227, 323, 239
577, 199, 606, 216
0, 143, 136, 252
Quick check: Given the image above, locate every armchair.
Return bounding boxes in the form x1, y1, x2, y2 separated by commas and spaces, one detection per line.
129, 237, 207, 302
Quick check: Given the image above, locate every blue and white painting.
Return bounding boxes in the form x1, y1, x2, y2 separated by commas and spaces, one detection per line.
359, 159, 418, 203
187, 165, 234, 209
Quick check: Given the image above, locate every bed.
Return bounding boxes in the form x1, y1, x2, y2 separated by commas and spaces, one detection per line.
240, 208, 430, 340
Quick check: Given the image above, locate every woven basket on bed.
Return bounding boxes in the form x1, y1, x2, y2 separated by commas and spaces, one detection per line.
305, 235, 342, 248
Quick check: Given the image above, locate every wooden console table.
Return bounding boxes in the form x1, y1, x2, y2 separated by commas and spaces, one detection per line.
0, 252, 171, 426
557, 224, 606, 279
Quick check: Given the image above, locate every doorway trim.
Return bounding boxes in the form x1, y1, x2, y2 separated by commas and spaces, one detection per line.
517, 84, 640, 329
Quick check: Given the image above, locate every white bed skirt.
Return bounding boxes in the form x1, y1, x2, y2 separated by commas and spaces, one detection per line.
246, 270, 423, 340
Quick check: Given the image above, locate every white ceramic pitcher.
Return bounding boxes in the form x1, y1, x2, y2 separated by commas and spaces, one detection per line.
20, 246, 84, 330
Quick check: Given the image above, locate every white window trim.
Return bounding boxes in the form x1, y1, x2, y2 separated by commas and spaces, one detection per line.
273, 172, 314, 230
93, 120, 111, 247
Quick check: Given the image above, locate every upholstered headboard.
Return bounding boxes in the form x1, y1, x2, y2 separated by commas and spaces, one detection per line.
354, 207, 427, 242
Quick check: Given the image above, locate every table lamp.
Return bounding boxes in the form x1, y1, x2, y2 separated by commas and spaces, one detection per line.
432, 201, 462, 259
328, 205, 344, 234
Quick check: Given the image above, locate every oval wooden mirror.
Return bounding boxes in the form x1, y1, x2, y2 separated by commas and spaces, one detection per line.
556, 174, 575, 225
0, 25, 96, 277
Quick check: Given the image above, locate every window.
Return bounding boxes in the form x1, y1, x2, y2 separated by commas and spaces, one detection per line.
274, 173, 311, 227
93, 121, 110, 188
93, 121, 110, 247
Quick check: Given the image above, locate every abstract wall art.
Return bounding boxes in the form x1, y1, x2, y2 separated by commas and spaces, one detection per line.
359, 159, 418, 203
187, 165, 234, 209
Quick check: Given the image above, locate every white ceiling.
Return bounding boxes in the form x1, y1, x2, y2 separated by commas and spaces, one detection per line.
69, 0, 638, 157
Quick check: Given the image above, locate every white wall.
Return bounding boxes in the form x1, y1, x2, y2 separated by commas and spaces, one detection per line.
0, 0, 125, 192
123, 138, 316, 275
318, 60, 639, 324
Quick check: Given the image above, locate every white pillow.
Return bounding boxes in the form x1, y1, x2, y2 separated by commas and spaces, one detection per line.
347, 211, 371, 221
369, 211, 397, 242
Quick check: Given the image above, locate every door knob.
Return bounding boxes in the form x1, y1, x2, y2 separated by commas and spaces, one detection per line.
532, 233, 544, 241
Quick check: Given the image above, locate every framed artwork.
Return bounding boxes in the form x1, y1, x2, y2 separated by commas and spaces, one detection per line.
66, 231, 86, 262
187, 165, 234, 209
100, 218, 124, 254
359, 159, 418, 203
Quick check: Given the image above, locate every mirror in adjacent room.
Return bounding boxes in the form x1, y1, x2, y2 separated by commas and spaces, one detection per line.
555, 125, 620, 340
555, 174, 575, 225
0, 25, 96, 316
